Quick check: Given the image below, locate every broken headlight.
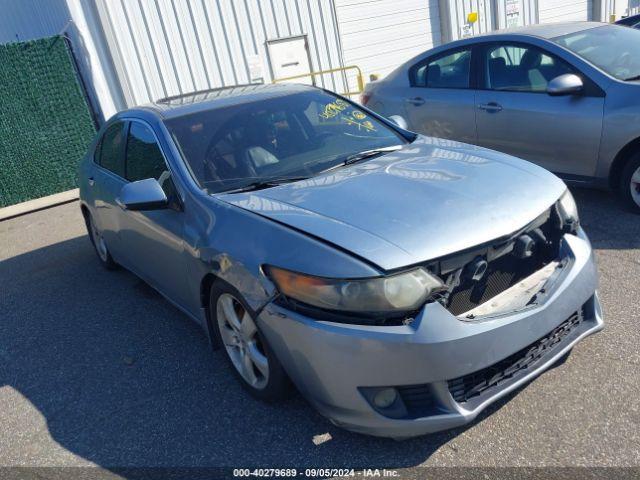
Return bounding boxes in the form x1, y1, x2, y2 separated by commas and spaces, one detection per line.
266, 266, 444, 315
558, 189, 579, 231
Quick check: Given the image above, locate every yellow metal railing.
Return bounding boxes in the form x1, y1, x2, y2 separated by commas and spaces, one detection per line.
272, 65, 365, 97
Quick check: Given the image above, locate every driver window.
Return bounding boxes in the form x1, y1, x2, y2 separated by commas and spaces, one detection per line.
125, 122, 175, 197
485, 44, 574, 92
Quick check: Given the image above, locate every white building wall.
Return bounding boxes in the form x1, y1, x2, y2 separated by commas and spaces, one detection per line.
443, 0, 495, 41
494, 0, 539, 29
601, 0, 640, 20
334, 0, 441, 84
95, 0, 346, 107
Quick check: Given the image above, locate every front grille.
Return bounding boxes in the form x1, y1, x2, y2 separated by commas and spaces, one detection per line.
444, 209, 562, 316
448, 308, 585, 404
446, 254, 545, 316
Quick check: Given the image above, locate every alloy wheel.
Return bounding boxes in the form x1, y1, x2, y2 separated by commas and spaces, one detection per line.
216, 293, 269, 389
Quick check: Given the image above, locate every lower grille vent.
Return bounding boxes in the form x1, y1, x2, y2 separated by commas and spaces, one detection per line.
448, 308, 584, 404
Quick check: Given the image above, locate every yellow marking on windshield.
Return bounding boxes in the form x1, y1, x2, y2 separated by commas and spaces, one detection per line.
341, 115, 376, 132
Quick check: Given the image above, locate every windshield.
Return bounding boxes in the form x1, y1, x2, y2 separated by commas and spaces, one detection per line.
164, 90, 407, 193
553, 25, 640, 81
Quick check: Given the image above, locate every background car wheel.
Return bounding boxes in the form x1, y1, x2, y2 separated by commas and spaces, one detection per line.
85, 212, 117, 269
209, 283, 290, 401
619, 153, 640, 213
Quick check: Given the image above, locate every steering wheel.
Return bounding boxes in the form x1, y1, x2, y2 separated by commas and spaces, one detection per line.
204, 139, 258, 183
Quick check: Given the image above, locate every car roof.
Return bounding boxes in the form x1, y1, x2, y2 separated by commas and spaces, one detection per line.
472, 21, 606, 40
138, 83, 318, 119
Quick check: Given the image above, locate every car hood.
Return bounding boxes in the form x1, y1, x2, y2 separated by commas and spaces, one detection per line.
218, 136, 566, 271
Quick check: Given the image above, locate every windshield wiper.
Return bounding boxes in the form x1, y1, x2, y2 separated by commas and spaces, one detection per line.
320, 145, 403, 174
624, 74, 640, 81
220, 176, 310, 194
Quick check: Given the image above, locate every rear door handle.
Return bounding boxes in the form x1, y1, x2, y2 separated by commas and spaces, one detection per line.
88, 177, 95, 186
405, 97, 426, 106
478, 102, 503, 112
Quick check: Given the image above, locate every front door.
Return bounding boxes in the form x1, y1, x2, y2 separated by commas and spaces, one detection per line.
475, 42, 604, 177
403, 47, 477, 144
117, 120, 189, 307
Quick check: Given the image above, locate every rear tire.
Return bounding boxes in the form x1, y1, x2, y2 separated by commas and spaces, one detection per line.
208, 282, 290, 401
619, 152, 640, 214
85, 212, 117, 269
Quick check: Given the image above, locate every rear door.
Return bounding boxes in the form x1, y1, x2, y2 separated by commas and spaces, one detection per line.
475, 42, 604, 177
404, 46, 477, 144
91, 121, 127, 259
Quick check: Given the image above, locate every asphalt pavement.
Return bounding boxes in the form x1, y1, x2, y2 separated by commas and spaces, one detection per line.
0, 188, 638, 477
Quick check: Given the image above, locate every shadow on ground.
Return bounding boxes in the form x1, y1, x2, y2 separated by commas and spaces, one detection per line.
0, 234, 523, 472
571, 187, 640, 250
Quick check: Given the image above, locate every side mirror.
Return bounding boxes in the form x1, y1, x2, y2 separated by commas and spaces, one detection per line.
388, 115, 409, 130
117, 178, 168, 211
547, 74, 583, 96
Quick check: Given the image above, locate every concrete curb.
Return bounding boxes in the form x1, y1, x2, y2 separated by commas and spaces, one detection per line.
0, 189, 79, 221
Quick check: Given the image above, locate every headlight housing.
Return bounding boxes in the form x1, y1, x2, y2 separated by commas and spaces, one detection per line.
558, 189, 579, 230
266, 266, 444, 317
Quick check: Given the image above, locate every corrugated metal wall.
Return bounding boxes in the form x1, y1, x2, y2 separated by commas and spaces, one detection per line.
538, 0, 593, 22
335, 0, 441, 84
0, 0, 71, 43
96, 0, 346, 107
494, 0, 539, 29
442, 0, 495, 41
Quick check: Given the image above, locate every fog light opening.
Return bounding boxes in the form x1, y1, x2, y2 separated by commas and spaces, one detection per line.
373, 388, 398, 409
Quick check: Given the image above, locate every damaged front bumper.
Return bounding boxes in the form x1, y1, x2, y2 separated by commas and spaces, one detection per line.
256, 230, 602, 438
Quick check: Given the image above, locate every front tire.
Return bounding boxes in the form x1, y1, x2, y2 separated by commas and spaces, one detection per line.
209, 283, 290, 401
619, 153, 640, 213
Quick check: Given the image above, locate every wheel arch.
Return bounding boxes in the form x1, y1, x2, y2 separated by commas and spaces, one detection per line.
610, 136, 640, 190
200, 272, 222, 350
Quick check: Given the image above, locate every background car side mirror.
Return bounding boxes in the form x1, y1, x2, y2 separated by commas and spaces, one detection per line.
388, 115, 409, 130
117, 178, 168, 211
547, 74, 584, 96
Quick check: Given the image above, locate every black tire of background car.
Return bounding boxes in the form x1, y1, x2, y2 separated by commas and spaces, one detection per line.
208, 281, 291, 401
83, 210, 118, 270
619, 151, 640, 214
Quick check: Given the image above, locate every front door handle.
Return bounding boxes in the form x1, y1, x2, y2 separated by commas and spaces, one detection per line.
88, 177, 95, 186
405, 96, 426, 106
478, 102, 503, 112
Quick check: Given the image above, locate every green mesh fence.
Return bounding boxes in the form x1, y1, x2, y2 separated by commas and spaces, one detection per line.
0, 35, 96, 208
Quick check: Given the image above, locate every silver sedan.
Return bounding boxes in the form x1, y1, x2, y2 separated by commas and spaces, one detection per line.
362, 22, 640, 212
79, 84, 602, 438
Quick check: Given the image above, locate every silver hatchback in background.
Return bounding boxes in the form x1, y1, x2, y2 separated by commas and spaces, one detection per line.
362, 22, 640, 212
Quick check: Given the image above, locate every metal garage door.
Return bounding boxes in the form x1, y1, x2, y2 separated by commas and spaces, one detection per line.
334, 0, 441, 86
538, 0, 593, 23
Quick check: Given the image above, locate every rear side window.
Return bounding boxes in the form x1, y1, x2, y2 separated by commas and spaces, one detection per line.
411, 49, 471, 88
96, 122, 125, 177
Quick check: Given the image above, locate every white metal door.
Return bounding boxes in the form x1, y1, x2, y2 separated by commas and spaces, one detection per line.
538, 0, 593, 22
267, 36, 313, 84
